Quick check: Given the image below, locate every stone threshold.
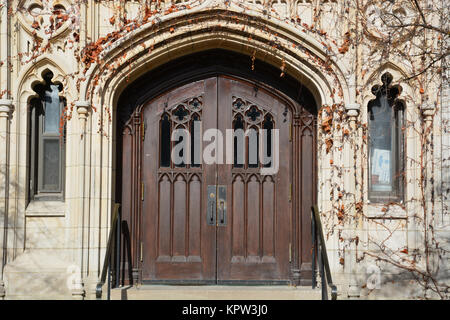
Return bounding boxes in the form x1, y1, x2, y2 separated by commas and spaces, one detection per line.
111, 285, 322, 300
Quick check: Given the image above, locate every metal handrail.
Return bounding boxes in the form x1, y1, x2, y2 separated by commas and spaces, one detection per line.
96, 203, 121, 300
311, 205, 338, 300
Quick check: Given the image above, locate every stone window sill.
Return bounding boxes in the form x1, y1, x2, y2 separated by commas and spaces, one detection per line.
25, 200, 66, 217
366, 202, 407, 219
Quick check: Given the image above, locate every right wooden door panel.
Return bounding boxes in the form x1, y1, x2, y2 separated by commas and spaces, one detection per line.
216, 77, 292, 282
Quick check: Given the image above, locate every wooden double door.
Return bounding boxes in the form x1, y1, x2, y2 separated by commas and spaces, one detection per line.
121, 75, 316, 284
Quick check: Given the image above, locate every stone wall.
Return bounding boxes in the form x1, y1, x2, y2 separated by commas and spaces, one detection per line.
0, 0, 448, 299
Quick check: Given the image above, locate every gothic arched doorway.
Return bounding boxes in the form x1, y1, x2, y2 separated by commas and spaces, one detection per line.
116, 50, 317, 285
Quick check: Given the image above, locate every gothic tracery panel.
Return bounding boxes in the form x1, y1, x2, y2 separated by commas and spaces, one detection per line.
229, 96, 278, 264
18, 0, 73, 40
159, 96, 203, 168
232, 96, 275, 169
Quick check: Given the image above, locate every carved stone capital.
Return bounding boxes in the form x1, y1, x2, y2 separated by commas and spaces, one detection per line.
0, 99, 13, 118
345, 103, 360, 129
421, 105, 435, 123
75, 101, 91, 120
345, 103, 360, 118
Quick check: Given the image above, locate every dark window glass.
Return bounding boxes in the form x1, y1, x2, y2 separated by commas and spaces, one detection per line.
174, 128, 186, 168
190, 115, 201, 167
263, 116, 273, 167
248, 127, 259, 168
246, 106, 261, 122
29, 72, 65, 201
173, 105, 188, 121
44, 85, 61, 133
42, 139, 60, 190
160, 114, 171, 167
368, 73, 404, 202
233, 115, 244, 168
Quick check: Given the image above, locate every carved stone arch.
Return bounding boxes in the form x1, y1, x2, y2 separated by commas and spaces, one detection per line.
364, 61, 409, 86
79, 8, 351, 114
363, 62, 412, 116
17, 56, 74, 105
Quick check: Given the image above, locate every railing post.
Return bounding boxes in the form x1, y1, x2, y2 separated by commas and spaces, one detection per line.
96, 203, 121, 300
115, 208, 121, 288
319, 247, 328, 300
311, 207, 317, 289
107, 257, 111, 300
312, 206, 337, 300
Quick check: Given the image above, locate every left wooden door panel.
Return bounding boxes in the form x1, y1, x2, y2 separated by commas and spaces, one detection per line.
140, 78, 218, 282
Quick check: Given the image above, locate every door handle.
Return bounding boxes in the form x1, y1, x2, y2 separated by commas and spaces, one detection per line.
218, 200, 225, 224
217, 185, 227, 226
207, 185, 216, 226
210, 202, 215, 224
206, 185, 226, 226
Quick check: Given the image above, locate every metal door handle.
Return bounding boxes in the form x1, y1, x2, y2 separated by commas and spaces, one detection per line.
207, 185, 226, 226
207, 185, 216, 226
217, 185, 227, 226
219, 200, 225, 224
210, 202, 215, 224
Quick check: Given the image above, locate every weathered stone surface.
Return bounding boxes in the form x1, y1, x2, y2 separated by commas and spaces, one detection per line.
0, 0, 448, 299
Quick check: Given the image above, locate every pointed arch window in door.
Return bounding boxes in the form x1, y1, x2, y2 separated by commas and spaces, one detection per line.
190, 114, 202, 167
247, 126, 259, 168
160, 114, 171, 167
263, 115, 274, 168
233, 115, 245, 168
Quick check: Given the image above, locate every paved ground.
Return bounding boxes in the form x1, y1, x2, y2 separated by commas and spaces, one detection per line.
111, 285, 322, 300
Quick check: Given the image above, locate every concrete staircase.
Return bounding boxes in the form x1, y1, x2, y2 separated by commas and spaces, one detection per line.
110, 285, 322, 300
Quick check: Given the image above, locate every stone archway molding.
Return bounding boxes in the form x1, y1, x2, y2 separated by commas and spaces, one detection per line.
78, 5, 353, 114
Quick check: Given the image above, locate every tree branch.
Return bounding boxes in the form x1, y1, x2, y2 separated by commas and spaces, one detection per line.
401, 50, 449, 81
411, 0, 427, 25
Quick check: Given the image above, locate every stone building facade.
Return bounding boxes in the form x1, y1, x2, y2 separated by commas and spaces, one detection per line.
0, 0, 448, 299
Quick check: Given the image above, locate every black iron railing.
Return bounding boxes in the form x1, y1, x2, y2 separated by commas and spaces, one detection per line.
96, 203, 133, 300
311, 205, 338, 300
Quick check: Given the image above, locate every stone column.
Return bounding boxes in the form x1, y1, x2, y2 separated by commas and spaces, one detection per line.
72, 101, 91, 300
421, 105, 436, 275
344, 103, 362, 299
421, 105, 434, 206
0, 99, 13, 300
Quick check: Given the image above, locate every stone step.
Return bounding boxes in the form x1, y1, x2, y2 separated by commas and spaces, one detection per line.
3, 250, 74, 300
110, 285, 322, 300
